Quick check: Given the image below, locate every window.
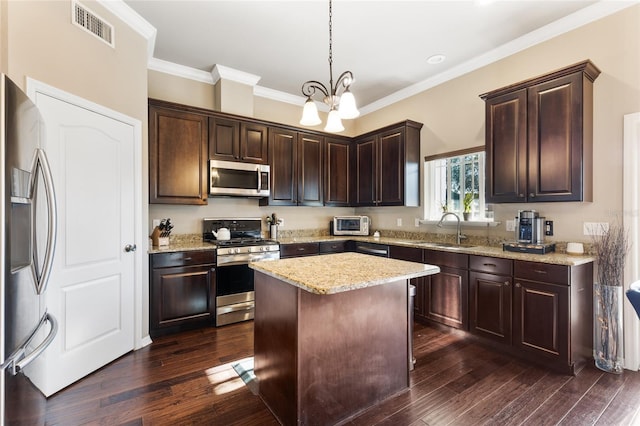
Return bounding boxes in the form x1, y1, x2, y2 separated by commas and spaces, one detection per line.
424, 149, 489, 220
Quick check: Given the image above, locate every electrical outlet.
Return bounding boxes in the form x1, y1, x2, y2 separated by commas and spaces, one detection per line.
415, 218, 421, 227
396, 218, 403, 226
152, 219, 161, 228
584, 222, 609, 236
279, 218, 284, 228
506, 219, 515, 232
545, 220, 554, 236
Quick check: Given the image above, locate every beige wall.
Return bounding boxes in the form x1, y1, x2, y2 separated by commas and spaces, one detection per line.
148, 5, 639, 245
148, 69, 215, 109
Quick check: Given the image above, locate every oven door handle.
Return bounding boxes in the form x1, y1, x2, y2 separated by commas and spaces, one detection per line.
216, 301, 254, 316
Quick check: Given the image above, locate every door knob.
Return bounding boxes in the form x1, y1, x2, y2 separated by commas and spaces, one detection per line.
124, 244, 137, 252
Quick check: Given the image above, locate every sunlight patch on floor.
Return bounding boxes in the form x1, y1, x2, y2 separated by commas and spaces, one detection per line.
204, 358, 247, 395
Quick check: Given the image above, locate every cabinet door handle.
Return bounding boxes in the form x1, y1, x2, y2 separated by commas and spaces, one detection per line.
530, 193, 535, 197
183, 257, 192, 261
483, 263, 497, 268
297, 247, 306, 251
515, 283, 521, 288
504, 281, 510, 286
533, 269, 547, 274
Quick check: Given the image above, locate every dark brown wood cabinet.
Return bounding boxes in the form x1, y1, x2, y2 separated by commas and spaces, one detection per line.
512, 260, 593, 374
469, 255, 513, 344
150, 251, 216, 337
263, 127, 323, 206
280, 242, 320, 258
481, 60, 600, 203
149, 102, 209, 205
423, 250, 469, 330
209, 118, 268, 164
319, 240, 347, 254
324, 137, 351, 207
352, 121, 422, 207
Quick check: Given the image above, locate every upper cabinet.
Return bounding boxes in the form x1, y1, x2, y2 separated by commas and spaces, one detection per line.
481, 60, 600, 203
149, 101, 208, 205
209, 118, 268, 164
148, 99, 422, 207
352, 121, 422, 207
262, 127, 323, 206
324, 137, 351, 207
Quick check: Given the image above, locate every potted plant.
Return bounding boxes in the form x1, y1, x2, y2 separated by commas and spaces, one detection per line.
592, 221, 629, 373
462, 192, 473, 221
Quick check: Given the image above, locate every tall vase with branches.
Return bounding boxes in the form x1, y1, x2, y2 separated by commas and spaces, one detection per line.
592, 222, 629, 373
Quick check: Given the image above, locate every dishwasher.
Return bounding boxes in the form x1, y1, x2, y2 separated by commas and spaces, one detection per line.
355, 241, 415, 370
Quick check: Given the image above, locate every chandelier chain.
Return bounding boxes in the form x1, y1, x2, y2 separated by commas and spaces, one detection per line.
328, 0, 333, 92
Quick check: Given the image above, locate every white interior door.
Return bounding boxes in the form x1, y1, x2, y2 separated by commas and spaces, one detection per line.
27, 90, 137, 396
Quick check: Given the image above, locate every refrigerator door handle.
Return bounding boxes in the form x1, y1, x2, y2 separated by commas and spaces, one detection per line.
31, 148, 57, 295
1, 312, 58, 376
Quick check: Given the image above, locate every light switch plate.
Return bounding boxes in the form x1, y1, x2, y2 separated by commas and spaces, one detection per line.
506, 219, 515, 232
396, 218, 403, 226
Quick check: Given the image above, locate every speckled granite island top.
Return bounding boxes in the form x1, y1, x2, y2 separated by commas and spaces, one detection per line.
249, 252, 440, 295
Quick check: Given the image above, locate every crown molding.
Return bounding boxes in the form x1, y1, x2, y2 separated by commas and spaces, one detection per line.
148, 58, 214, 84
96, 0, 156, 61
211, 64, 261, 86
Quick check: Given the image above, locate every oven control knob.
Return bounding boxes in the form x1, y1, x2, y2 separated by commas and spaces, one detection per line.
260, 246, 266, 252
234, 248, 240, 254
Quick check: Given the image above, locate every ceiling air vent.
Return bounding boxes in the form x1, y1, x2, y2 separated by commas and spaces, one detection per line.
72, 1, 114, 47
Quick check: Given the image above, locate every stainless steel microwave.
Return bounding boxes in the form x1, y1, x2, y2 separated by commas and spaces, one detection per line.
209, 160, 270, 197
333, 216, 370, 236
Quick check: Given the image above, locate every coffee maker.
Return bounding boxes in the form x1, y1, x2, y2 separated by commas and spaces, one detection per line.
504, 210, 555, 254
516, 210, 545, 244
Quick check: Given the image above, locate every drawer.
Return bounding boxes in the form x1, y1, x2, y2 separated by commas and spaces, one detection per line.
152, 250, 216, 268
469, 255, 512, 275
280, 242, 319, 258
514, 261, 569, 285
319, 240, 347, 254
389, 245, 423, 263
424, 249, 468, 269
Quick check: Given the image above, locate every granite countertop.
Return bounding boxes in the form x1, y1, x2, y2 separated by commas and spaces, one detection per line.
249, 252, 440, 295
276, 236, 594, 267
149, 234, 594, 267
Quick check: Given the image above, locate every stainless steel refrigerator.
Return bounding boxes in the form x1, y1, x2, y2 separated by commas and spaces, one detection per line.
1, 74, 58, 425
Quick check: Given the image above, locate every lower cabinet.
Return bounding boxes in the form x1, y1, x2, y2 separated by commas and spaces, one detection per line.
512, 260, 593, 373
470, 256, 593, 374
423, 250, 469, 330
469, 255, 513, 344
280, 242, 320, 258
319, 240, 347, 254
150, 251, 216, 337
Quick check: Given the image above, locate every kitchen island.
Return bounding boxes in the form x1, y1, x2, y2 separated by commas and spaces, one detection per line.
249, 252, 439, 426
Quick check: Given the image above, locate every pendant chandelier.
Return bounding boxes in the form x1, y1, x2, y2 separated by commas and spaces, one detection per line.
299, 0, 359, 133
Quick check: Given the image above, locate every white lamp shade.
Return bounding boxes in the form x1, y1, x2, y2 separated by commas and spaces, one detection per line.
324, 109, 345, 132
338, 90, 359, 119
300, 98, 322, 126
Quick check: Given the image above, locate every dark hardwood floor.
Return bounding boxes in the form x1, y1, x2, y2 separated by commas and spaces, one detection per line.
44, 321, 640, 425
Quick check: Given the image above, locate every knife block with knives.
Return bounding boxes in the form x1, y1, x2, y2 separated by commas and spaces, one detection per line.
150, 218, 172, 247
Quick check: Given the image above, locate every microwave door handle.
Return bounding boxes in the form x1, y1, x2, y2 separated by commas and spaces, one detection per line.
256, 167, 261, 193
30, 148, 58, 295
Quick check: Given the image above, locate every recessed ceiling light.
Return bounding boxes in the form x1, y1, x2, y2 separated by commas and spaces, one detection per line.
427, 54, 446, 65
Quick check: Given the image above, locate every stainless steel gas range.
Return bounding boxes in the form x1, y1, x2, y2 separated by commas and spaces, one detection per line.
203, 218, 280, 326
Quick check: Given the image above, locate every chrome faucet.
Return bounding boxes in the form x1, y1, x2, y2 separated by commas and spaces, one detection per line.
437, 212, 467, 245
